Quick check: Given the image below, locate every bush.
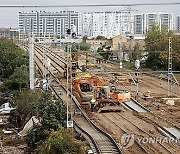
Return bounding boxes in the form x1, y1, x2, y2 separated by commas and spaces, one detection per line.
25, 125, 49, 149
38, 129, 88, 154
9, 90, 43, 127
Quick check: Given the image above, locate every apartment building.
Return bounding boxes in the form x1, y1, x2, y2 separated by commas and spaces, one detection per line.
177, 16, 180, 30
82, 11, 134, 38
134, 12, 173, 34
0, 28, 19, 38
18, 11, 82, 38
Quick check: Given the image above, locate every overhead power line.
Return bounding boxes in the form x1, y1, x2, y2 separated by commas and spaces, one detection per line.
0, 3, 180, 8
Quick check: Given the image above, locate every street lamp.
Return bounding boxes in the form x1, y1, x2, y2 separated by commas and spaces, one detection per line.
135, 60, 140, 99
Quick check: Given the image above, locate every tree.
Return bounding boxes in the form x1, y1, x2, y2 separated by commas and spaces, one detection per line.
70, 43, 90, 52
9, 90, 67, 150
82, 35, 88, 42
34, 98, 67, 130
145, 24, 172, 51
24, 91, 67, 149
0, 38, 28, 79
71, 44, 78, 53
96, 35, 106, 40
4, 65, 29, 91
144, 23, 179, 70
128, 43, 142, 62
97, 45, 112, 60
9, 90, 43, 127
39, 129, 87, 154
79, 43, 90, 51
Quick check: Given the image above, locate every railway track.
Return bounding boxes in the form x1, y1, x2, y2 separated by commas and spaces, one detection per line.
122, 98, 149, 112
20, 43, 180, 153
143, 72, 180, 86
119, 76, 180, 126
102, 112, 180, 154
30, 44, 123, 154
36, 44, 66, 64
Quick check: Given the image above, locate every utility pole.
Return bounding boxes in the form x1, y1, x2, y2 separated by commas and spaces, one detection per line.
66, 28, 73, 128
86, 52, 88, 69
45, 58, 51, 90
119, 42, 123, 69
29, 32, 35, 90
168, 37, 173, 97
66, 36, 69, 128
42, 32, 48, 91
135, 60, 140, 99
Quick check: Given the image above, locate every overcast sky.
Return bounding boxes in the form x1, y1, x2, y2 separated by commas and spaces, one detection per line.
1, 0, 180, 27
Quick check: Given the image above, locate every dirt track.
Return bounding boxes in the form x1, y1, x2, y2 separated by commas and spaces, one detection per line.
90, 111, 180, 154
51, 46, 180, 153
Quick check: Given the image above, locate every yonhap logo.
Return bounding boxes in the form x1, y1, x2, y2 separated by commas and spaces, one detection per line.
120, 133, 180, 149
121, 133, 135, 148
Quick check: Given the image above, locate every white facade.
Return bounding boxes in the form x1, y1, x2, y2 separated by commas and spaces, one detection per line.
19, 11, 82, 38
134, 12, 173, 34
177, 16, 180, 30
19, 11, 174, 39
82, 11, 134, 38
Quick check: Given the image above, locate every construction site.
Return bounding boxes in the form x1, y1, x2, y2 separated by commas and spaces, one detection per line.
0, 33, 179, 153
24, 37, 180, 153
0, 2, 180, 151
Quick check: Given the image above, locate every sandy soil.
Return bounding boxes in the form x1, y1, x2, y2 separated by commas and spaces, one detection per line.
49, 45, 180, 153
90, 111, 180, 154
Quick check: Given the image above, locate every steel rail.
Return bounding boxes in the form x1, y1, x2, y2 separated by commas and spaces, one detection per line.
33, 44, 123, 154
37, 43, 180, 150
33, 45, 102, 154
102, 113, 149, 154
113, 112, 174, 154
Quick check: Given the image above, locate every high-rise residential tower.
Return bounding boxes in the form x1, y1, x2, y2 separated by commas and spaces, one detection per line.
82, 11, 134, 38
177, 16, 180, 30
18, 11, 82, 38
134, 12, 173, 34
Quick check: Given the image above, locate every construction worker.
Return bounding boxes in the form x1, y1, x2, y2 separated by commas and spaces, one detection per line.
90, 97, 96, 112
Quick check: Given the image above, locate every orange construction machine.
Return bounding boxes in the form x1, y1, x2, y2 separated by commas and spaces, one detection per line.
73, 76, 104, 102
93, 85, 130, 109
73, 76, 130, 106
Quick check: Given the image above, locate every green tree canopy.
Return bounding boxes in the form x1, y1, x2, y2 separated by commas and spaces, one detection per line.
96, 35, 107, 40
145, 23, 173, 51
4, 65, 29, 91
97, 45, 112, 60
144, 23, 180, 70
0, 38, 28, 79
70, 43, 90, 52
128, 43, 142, 62
39, 129, 87, 154
9, 90, 67, 150
82, 35, 88, 42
